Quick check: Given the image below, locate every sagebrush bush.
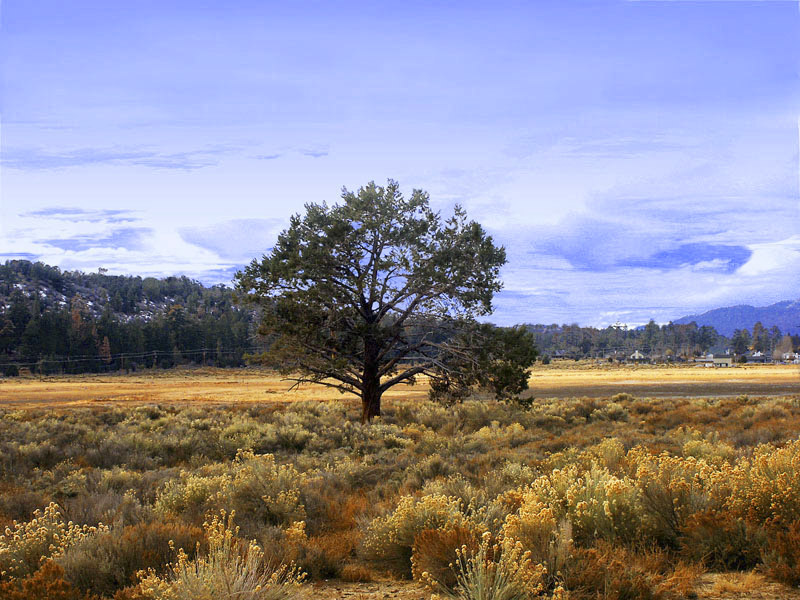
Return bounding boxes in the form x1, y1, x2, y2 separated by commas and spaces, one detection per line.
564, 542, 701, 600
153, 472, 228, 523
628, 449, 724, 546
426, 532, 549, 600
361, 494, 466, 577
57, 520, 205, 596
678, 509, 763, 570
138, 511, 306, 600
501, 492, 570, 582
225, 450, 307, 535
0, 503, 108, 581
261, 521, 358, 580
411, 524, 481, 592
761, 521, 800, 586
727, 439, 800, 525
0, 560, 101, 600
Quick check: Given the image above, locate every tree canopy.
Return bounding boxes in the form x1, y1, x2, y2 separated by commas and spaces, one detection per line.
235, 180, 531, 422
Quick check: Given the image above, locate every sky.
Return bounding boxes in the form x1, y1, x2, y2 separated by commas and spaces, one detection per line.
1, 0, 799, 327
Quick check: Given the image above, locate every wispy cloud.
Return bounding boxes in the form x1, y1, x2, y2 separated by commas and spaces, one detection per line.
38, 227, 152, 252
1, 146, 234, 171
299, 146, 329, 158
21, 207, 138, 223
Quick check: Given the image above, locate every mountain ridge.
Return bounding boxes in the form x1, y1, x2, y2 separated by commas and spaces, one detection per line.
674, 299, 800, 337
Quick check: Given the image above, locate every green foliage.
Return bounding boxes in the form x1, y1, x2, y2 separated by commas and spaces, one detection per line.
235, 180, 508, 422
429, 324, 537, 404
0, 261, 253, 374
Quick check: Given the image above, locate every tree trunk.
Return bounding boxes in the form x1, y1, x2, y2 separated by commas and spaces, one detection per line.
361, 382, 382, 424
361, 340, 382, 424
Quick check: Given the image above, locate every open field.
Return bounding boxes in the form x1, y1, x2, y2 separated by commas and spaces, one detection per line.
0, 363, 797, 408
2, 364, 800, 599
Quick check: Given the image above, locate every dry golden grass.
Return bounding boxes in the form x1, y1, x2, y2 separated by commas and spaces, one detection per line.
711, 571, 766, 594
0, 362, 796, 408
695, 571, 800, 600
527, 362, 800, 398
0, 367, 429, 408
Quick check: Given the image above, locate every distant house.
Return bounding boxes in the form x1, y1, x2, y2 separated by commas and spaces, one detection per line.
694, 354, 714, 367
629, 350, 647, 363
746, 351, 769, 364
781, 352, 800, 363
713, 354, 733, 368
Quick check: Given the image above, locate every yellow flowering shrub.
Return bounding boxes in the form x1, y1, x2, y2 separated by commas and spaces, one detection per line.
523, 464, 641, 545
154, 451, 307, 536
154, 472, 228, 522
361, 494, 466, 576
727, 439, 800, 525
428, 532, 547, 600
0, 502, 108, 580
138, 511, 306, 600
628, 449, 726, 545
501, 491, 571, 581
225, 450, 307, 531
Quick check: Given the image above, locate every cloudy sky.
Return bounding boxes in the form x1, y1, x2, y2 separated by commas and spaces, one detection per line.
1, 1, 798, 326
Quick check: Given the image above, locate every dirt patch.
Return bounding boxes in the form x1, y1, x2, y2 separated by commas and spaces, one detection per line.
694, 572, 800, 600
310, 580, 429, 600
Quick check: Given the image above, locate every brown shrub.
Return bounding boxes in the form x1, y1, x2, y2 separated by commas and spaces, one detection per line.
565, 542, 702, 600
262, 524, 359, 580
299, 531, 360, 579
411, 525, 480, 592
762, 521, 800, 586
57, 521, 205, 597
679, 509, 764, 570
0, 561, 100, 600
339, 564, 375, 582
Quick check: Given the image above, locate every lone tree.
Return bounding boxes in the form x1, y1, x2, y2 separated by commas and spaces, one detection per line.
235, 180, 535, 422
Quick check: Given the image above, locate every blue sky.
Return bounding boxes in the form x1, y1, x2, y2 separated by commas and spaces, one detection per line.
1, 0, 798, 326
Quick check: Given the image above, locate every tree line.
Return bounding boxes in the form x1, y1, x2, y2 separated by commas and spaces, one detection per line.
0, 262, 255, 376
528, 320, 798, 361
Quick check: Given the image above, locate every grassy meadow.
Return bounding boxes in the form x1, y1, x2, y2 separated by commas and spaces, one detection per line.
1, 363, 799, 599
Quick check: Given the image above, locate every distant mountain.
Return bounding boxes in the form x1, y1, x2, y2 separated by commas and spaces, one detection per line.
674, 300, 800, 337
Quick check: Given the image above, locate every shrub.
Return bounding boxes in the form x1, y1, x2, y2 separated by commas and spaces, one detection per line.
564, 543, 701, 600
526, 464, 641, 545
153, 472, 228, 524
628, 450, 722, 546
411, 524, 481, 592
678, 509, 763, 570
138, 511, 306, 600
0, 503, 107, 581
224, 451, 307, 536
361, 494, 465, 577
591, 402, 629, 422
727, 439, 800, 525
0, 561, 101, 600
427, 532, 548, 600
761, 521, 800, 586
262, 522, 358, 580
501, 494, 570, 583
57, 521, 205, 597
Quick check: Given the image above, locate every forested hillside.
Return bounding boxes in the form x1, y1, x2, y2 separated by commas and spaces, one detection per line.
0, 260, 257, 375
2, 260, 798, 376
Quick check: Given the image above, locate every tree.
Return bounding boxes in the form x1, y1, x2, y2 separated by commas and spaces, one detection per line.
235, 180, 514, 423
731, 328, 751, 356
